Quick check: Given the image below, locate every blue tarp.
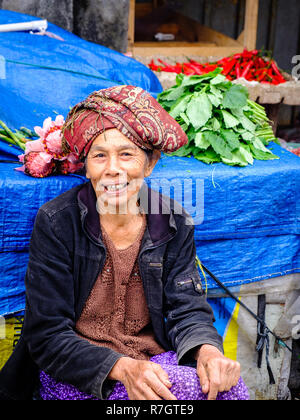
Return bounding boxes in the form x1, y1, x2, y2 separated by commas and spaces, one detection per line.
0, 10, 162, 133
1, 142, 299, 315
0, 11, 299, 316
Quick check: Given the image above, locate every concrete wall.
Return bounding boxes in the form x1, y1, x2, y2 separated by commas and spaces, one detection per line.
0, 0, 74, 32
0, 0, 130, 53
73, 0, 129, 53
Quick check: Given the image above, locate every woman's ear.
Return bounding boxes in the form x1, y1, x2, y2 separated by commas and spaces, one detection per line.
144, 150, 161, 178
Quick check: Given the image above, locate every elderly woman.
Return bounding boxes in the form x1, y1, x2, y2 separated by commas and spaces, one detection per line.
0, 86, 249, 401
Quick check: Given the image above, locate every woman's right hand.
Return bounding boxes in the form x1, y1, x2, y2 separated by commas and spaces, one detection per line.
108, 357, 177, 400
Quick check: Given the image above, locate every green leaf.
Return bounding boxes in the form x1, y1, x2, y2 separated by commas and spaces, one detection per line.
211, 117, 221, 131
221, 146, 253, 166
208, 93, 222, 107
169, 94, 192, 119
210, 85, 224, 99
179, 112, 190, 126
238, 114, 257, 133
166, 142, 194, 157
238, 145, 254, 164
176, 73, 184, 86
210, 74, 227, 85
252, 137, 273, 154
221, 110, 239, 128
194, 147, 221, 164
160, 85, 187, 102
238, 130, 255, 142
180, 69, 222, 87
249, 144, 279, 161
202, 131, 232, 159
186, 93, 212, 130
222, 84, 248, 110
220, 129, 240, 151
195, 132, 210, 150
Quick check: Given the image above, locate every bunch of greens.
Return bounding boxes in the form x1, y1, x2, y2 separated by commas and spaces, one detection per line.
157, 68, 280, 166
0, 120, 37, 151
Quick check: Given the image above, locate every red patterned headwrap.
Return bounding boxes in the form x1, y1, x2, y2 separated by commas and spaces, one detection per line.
61, 85, 188, 159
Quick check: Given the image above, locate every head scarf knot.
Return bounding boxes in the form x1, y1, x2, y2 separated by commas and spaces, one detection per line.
61, 85, 188, 159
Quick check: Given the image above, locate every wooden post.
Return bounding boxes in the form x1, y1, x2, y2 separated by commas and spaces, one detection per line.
244, 0, 259, 50
127, 0, 135, 52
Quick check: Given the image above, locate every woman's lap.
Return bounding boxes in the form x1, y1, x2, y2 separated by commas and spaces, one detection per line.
39, 351, 249, 401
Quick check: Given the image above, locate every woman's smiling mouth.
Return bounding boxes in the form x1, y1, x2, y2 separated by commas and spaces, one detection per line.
102, 182, 129, 195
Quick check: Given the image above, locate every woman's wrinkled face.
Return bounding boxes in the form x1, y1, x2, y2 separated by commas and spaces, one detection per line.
85, 129, 160, 214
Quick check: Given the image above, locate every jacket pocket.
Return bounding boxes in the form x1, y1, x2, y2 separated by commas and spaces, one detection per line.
175, 273, 203, 294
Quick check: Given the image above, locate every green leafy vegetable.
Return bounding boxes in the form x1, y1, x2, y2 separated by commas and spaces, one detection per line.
157, 69, 279, 166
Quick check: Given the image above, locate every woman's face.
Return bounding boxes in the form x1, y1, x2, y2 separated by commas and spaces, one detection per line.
85, 129, 160, 214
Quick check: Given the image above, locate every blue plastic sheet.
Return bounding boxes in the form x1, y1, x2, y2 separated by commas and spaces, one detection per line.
0, 10, 162, 133
0, 142, 299, 315
149, 144, 300, 289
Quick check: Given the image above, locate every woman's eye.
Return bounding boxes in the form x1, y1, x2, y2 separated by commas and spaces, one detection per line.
121, 153, 132, 157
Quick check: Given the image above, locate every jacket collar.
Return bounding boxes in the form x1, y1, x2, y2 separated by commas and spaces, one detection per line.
77, 181, 177, 247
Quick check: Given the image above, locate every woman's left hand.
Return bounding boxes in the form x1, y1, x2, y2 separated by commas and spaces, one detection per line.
195, 344, 241, 400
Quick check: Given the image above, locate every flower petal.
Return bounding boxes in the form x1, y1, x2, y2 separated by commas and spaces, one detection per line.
40, 152, 54, 163
55, 115, 65, 126
34, 126, 45, 138
14, 164, 25, 172
25, 139, 45, 154
42, 117, 53, 131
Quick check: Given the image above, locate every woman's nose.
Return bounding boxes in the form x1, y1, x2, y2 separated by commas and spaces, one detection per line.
105, 155, 120, 174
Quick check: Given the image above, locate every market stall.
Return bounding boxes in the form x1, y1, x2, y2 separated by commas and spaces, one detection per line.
0, 9, 299, 400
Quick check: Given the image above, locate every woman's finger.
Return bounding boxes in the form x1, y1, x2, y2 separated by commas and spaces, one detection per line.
145, 370, 177, 400
152, 364, 173, 388
197, 362, 210, 394
224, 361, 240, 391
206, 361, 222, 400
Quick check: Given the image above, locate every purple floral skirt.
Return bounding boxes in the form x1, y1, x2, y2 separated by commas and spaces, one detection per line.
39, 351, 249, 400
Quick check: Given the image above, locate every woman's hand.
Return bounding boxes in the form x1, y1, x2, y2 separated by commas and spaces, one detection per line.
195, 344, 241, 400
108, 357, 177, 400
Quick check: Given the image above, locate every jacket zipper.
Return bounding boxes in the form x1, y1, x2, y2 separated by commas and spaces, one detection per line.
177, 279, 193, 286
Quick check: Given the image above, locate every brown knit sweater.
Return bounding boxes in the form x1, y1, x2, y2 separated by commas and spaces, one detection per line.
75, 214, 165, 360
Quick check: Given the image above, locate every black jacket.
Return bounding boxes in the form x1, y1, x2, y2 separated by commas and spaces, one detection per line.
0, 181, 223, 400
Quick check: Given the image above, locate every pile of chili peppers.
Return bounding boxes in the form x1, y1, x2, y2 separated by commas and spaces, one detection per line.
149, 49, 287, 85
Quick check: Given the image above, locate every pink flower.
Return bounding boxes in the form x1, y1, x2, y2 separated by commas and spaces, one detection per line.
45, 129, 63, 155
15, 115, 85, 177
56, 152, 84, 174
25, 138, 45, 154
34, 117, 53, 140
34, 115, 66, 158
23, 151, 55, 178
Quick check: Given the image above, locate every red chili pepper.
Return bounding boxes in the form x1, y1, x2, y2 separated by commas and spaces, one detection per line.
235, 63, 241, 78
222, 60, 236, 76
270, 61, 285, 82
258, 70, 268, 82
233, 53, 242, 60
241, 61, 253, 79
